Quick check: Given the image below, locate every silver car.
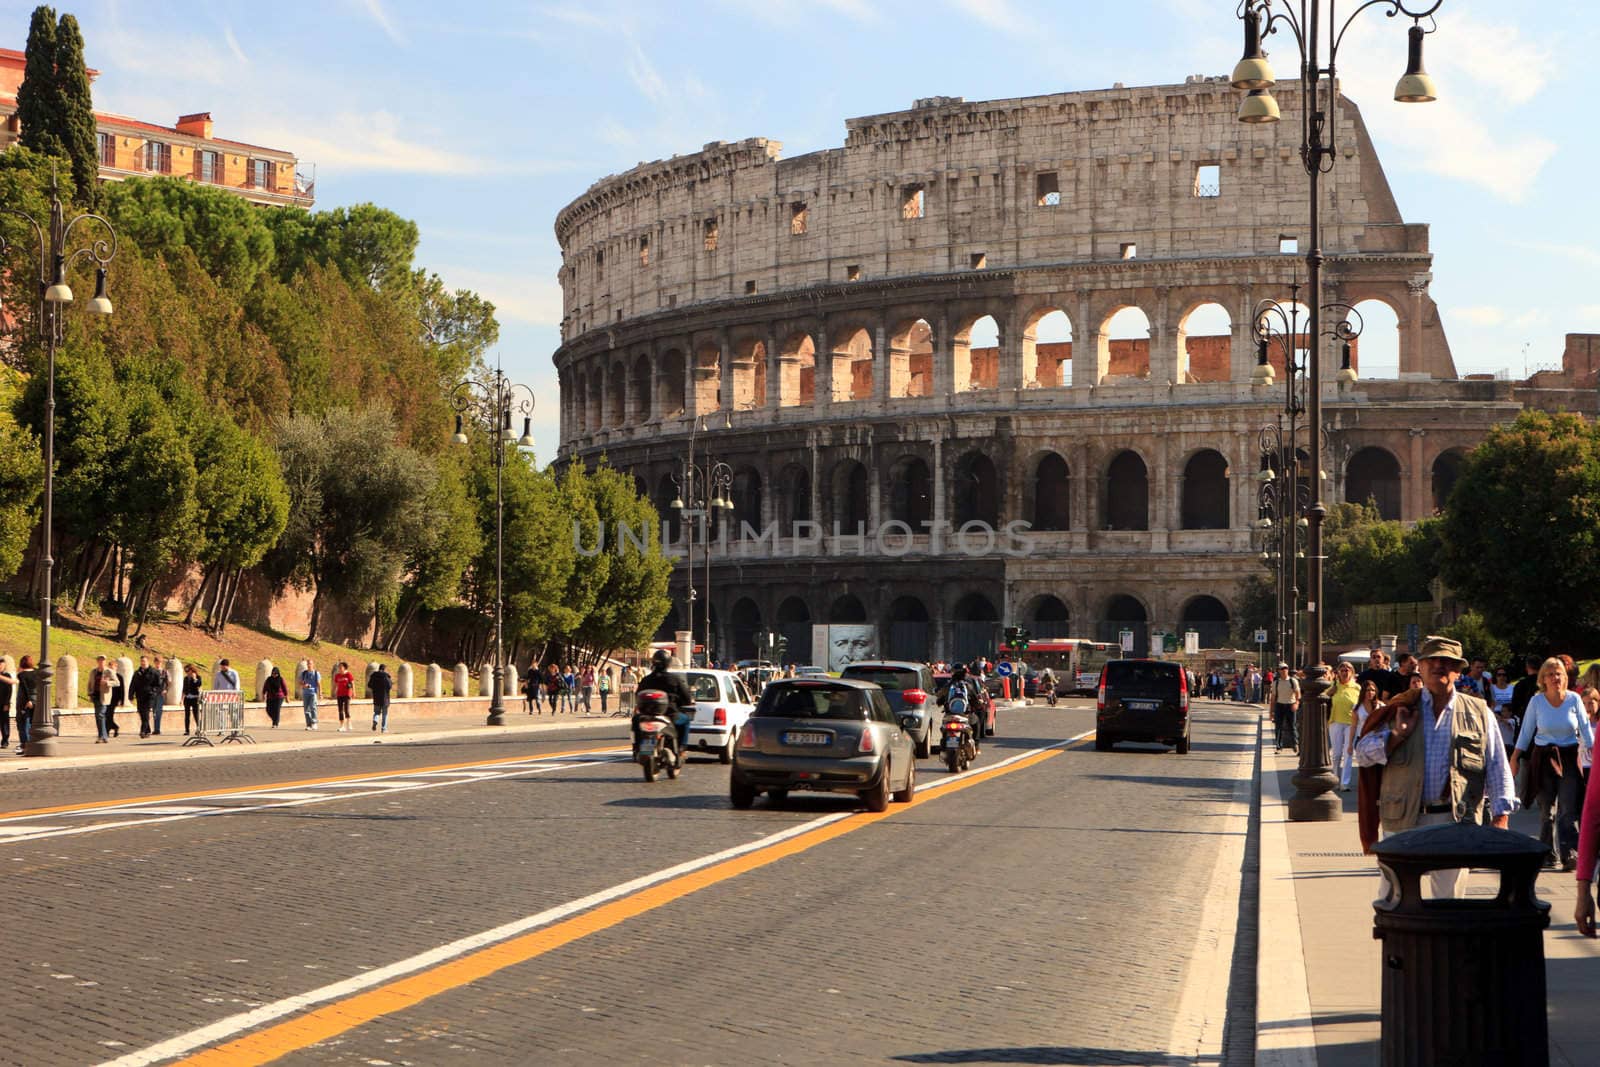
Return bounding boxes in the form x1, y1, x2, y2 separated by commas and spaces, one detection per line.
730, 678, 918, 812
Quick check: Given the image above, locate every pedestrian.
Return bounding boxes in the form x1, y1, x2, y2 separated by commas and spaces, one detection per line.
600, 666, 613, 715
524, 662, 539, 713
1328, 661, 1360, 792
130, 654, 161, 738
262, 667, 288, 729
332, 662, 355, 732
150, 654, 168, 736
182, 664, 203, 735
579, 664, 595, 714
368, 662, 393, 733
1509, 654, 1542, 722
212, 658, 240, 692
14, 654, 36, 752
543, 663, 561, 712
298, 661, 322, 730
1456, 657, 1490, 698
89, 654, 116, 743
1271, 661, 1300, 753
562, 664, 577, 713
1511, 657, 1594, 871
1579, 686, 1600, 778
1575, 731, 1600, 934
0, 656, 14, 750
1353, 635, 1514, 899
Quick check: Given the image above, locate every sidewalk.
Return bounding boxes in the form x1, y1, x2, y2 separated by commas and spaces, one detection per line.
1257, 723, 1600, 1065
0, 702, 621, 774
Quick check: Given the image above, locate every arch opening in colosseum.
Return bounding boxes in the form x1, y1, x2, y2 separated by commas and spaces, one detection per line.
656, 474, 682, 544
827, 324, 875, 402
951, 592, 1000, 664
1031, 453, 1071, 531
1022, 307, 1073, 388
1431, 449, 1466, 514
776, 463, 811, 526
608, 362, 627, 426
954, 313, 1001, 391
1351, 298, 1401, 379
1027, 594, 1072, 640
830, 594, 868, 624
888, 317, 936, 398
888, 455, 933, 532
630, 354, 652, 421
1102, 593, 1149, 648
830, 459, 869, 531
778, 331, 816, 406
659, 348, 686, 417
1181, 595, 1232, 649
885, 595, 931, 662
693, 342, 723, 411
1180, 449, 1230, 530
732, 337, 767, 410
1346, 446, 1403, 520
953, 451, 1000, 527
731, 466, 763, 536
1105, 450, 1150, 531
730, 598, 762, 660
1177, 301, 1233, 384
1102, 306, 1152, 381
776, 596, 812, 663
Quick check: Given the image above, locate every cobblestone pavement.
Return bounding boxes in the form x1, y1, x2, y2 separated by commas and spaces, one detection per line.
2, 701, 1261, 1066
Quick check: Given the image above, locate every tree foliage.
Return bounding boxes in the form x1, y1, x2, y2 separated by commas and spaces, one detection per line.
14, 6, 96, 205
567, 462, 672, 660
1440, 410, 1600, 652
15, 7, 61, 160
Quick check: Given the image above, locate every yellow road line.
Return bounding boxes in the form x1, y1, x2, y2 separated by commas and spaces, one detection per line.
176, 748, 1063, 1065
0, 744, 627, 822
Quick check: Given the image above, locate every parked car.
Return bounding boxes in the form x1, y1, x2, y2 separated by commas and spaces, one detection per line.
1094, 659, 1190, 754
676, 668, 758, 763
729, 677, 918, 811
839, 661, 938, 757
795, 665, 828, 678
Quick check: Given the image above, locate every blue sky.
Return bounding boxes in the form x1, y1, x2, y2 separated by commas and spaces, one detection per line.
5, 0, 1596, 462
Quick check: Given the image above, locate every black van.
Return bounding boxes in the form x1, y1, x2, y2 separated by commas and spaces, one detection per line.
1094, 659, 1191, 754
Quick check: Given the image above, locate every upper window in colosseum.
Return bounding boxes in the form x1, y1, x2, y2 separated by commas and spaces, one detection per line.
1036, 172, 1060, 207
791, 202, 808, 236
595, 249, 604, 280
901, 184, 925, 220
846, 265, 861, 282
1121, 243, 1138, 260
704, 218, 719, 251
1279, 235, 1299, 254
1194, 164, 1220, 198
639, 236, 650, 267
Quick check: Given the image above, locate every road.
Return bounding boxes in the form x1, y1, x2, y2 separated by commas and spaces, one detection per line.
0, 700, 1261, 1066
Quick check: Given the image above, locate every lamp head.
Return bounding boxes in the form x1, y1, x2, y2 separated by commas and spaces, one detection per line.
452, 414, 468, 446
85, 268, 112, 315
1231, 8, 1276, 91
1337, 339, 1358, 383
670, 496, 684, 510
1257, 467, 1275, 485
517, 417, 534, 448
1238, 87, 1281, 125
1394, 24, 1438, 103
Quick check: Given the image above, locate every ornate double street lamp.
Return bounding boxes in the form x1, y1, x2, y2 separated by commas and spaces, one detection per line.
451, 366, 535, 726
671, 414, 732, 665
1232, 0, 1439, 821
1, 176, 116, 757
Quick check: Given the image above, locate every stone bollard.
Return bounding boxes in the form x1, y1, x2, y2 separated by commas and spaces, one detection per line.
364, 662, 378, 688
256, 659, 274, 702
503, 664, 518, 697
165, 657, 183, 706
425, 663, 442, 698
453, 662, 469, 697
55, 655, 78, 710
294, 658, 312, 699
396, 662, 413, 699
116, 656, 134, 698
480, 661, 495, 697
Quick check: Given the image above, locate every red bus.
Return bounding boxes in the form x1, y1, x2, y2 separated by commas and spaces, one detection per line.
996, 638, 1117, 696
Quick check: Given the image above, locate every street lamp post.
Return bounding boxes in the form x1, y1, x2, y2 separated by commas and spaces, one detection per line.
1, 175, 117, 758
451, 366, 535, 726
1232, 0, 1441, 816
670, 414, 730, 666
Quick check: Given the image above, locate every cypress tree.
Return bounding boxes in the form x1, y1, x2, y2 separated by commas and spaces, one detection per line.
15, 5, 63, 159
53, 14, 99, 206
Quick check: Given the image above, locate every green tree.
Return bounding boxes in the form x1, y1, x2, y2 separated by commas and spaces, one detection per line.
185, 415, 290, 635
1440, 409, 1600, 652
1441, 610, 1512, 672
0, 373, 42, 579
465, 448, 574, 664
51, 13, 97, 206
376, 453, 480, 653
15, 7, 61, 160
568, 462, 672, 662
108, 383, 200, 639
102, 178, 278, 292
550, 461, 608, 651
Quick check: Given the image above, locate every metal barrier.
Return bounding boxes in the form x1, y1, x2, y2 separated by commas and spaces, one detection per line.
182, 690, 254, 747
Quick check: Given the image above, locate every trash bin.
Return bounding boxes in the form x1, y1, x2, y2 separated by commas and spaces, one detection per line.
1372, 820, 1550, 1067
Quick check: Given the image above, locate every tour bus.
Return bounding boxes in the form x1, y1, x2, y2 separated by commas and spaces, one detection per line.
996, 638, 1118, 696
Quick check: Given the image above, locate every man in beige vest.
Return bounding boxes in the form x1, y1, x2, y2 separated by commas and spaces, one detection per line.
1353, 635, 1516, 899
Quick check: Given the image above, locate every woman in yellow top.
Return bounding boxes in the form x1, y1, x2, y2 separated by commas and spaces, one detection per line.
1328, 660, 1361, 792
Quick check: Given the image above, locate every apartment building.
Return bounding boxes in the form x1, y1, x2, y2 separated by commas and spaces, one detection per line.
0, 46, 313, 208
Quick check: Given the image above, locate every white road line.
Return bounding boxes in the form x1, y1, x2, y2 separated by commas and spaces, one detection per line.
103, 732, 1090, 1067
0, 825, 67, 836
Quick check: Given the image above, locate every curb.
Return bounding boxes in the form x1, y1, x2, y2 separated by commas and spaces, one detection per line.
0, 715, 622, 776
1256, 722, 1319, 1067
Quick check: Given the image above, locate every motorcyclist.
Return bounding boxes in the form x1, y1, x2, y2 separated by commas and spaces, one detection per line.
634, 649, 695, 761
1036, 665, 1057, 705
937, 665, 982, 753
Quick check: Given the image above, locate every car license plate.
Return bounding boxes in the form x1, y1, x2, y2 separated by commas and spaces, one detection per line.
1127, 700, 1159, 711
784, 731, 829, 746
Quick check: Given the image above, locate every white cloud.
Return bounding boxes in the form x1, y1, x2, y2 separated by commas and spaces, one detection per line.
223, 26, 249, 66
1453, 305, 1506, 327
945, 0, 1026, 34
357, 0, 407, 46
627, 41, 668, 106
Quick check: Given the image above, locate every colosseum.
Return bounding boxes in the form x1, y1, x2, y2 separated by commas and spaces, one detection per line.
552, 76, 1598, 666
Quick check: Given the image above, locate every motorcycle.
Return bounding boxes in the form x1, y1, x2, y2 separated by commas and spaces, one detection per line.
632, 690, 681, 783
940, 693, 979, 773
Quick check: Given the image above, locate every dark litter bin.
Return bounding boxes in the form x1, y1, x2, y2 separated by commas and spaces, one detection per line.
1372, 820, 1550, 1067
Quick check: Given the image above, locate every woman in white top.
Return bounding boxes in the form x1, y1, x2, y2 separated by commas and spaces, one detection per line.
1512, 657, 1596, 869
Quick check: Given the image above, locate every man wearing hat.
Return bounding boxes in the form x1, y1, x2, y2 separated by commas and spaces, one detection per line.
1353, 635, 1516, 899
1270, 662, 1300, 752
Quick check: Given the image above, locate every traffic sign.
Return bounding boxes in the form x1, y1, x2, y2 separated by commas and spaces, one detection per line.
1119, 629, 1134, 652
1184, 630, 1200, 655
996, 661, 1014, 677
1254, 629, 1268, 645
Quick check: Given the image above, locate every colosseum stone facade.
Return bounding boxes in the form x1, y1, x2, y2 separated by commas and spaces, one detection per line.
551, 76, 1575, 665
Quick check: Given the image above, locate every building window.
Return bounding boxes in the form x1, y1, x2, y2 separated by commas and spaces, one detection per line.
141, 141, 171, 174
790, 202, 808, 235
1279, 235, 1299, 254
970, 252, 987, 270
1120, 242, 1138, 260
1194, 163, 1220, 198
846, 264, 861, 282
703, 218, 719, 252
248, 158, 273, 191
97, 132, 114, 166
1036, 172, 1060, 206
745, 280, 757, 295
901, 184, 925, 220
639, 235, 650, 267
194, 149, 221, 183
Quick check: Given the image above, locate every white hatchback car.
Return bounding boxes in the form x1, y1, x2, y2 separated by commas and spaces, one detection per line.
677, 669, 758, 763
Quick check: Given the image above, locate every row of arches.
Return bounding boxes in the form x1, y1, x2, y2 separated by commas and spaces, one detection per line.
563, 298, 1407, 439
659, 590, 1235, 664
